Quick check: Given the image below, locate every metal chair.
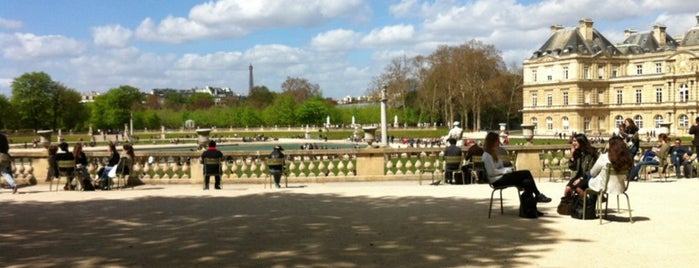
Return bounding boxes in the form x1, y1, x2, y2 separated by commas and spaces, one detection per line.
443, 155, 463, 185
265, 157, 287, 188
202, 157, 222, 189
583, 163, 633, 224
51, 160, 76, 191
418, 155, 438, 185
469, 155, 484, 184
114, 157, 134, 190
539, 153, 554, 182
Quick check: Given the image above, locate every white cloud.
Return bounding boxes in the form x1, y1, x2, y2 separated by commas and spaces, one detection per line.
0, 17, 22, 30
136, 0, 369, 44
92, 24, 133, 48
310, 29, 361, 51
174, 51, 244, 70
361, 24, 415, 47
2, 33, 84, 60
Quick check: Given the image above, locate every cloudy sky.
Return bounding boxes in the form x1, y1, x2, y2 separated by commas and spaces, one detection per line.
1, 0, 698, 99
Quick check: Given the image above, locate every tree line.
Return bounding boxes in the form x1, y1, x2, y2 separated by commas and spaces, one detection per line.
0, 40, 522, 132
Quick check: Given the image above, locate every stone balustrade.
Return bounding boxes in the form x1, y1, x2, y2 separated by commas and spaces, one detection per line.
3, 144, 621, 187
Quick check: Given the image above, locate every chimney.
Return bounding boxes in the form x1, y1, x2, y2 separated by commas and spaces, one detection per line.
653, 24, 667, 46
550, 24, 565, 35
578, 18, 594, 40
624, 28, 637, 39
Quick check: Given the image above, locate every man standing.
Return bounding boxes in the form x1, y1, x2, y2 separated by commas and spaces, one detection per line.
446, 121, 464, 146
268, 145, 285, 188
201, 140, 224, 190
689, 117, 699, 154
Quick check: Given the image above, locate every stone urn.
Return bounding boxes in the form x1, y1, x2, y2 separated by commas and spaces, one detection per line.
363, 126, 378, 146
196, 128, 212, 149
521, 124, 535, 145
37, 130, 53, 148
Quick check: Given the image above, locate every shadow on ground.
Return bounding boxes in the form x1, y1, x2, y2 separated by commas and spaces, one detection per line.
0, 192, 572, 267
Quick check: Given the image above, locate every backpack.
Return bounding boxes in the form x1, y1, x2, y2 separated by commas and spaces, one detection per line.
519, 193, 538, 219
570, 194, 597, 220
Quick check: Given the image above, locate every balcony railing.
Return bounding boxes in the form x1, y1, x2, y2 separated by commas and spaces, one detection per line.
4, 143, 642, 186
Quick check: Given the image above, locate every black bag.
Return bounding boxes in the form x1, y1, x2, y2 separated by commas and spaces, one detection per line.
82, 177, 95, 191
570, 194, 596, 220
557, 196, 574, 215
519, 193, 538, 218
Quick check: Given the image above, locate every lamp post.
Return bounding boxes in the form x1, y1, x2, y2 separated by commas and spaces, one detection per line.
380, 85, 388, 147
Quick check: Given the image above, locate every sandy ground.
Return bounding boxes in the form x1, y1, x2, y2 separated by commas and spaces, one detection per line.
1, 178, 698, 268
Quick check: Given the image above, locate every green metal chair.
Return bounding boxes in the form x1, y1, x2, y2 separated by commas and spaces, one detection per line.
418, 155, 438, 185
583, 163, 633, 224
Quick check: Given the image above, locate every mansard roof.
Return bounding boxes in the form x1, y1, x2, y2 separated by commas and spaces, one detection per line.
682, 13, 699, 46
620, 31, 678, 54
530, 25, 621, 59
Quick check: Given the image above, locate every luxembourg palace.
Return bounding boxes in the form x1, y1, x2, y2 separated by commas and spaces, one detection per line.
522, 13, 699, 137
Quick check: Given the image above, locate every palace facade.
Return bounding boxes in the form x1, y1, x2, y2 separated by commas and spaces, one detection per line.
522, 13, 699, 137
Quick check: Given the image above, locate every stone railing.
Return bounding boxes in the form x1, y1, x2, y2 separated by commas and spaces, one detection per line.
4, 143, 634, 186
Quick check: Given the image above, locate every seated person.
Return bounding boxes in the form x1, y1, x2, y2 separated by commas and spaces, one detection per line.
670, 138, 693, 178
584, 136, 634, 196
465, 141, 485, 183
482, 132, 552, 207
629, 133, 670, 181
54, 142, 76, 190
443, 138, 462, 184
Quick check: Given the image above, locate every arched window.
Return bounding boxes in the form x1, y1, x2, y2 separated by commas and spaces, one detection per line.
531, 117, 538, 132
546, 117, 553, 130
634, 115, 644, 129
654, 115, 664, 128
680, 114, 689, 129
615, 115, 624, 129
562, 116, 569, 131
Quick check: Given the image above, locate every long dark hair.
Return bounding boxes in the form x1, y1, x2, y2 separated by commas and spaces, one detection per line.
123, 144, 135, 159
573, 133, 599, 159
72, 143, 83, 159
483, 132, 500, 162
608, 136, 633, 172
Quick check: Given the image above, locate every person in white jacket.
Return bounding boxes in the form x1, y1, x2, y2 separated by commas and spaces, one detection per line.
482, 132, 552, 203
586, 136, 634, 195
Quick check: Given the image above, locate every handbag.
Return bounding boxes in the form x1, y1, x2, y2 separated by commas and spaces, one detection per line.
570, 194, 597, 220
557, 196, 574, 215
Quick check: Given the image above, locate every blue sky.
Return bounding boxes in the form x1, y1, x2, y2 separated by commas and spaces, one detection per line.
1, 0, 698, 99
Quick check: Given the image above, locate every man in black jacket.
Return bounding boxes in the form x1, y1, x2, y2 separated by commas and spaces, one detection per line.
201, 140, 224, 190
54, 142, 76, 190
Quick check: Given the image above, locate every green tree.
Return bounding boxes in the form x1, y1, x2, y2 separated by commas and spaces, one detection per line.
0, 94, 17, 129
262, 94, 296, 126
51, 83, 88, 131
189, 93, 215, 110
10, 72, 53, 129
91, 85, 143, 129
247, 86, 275, 109
295, 97, 330, 125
